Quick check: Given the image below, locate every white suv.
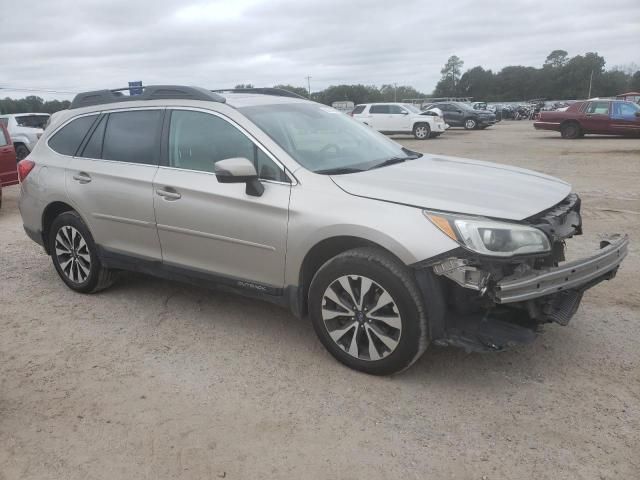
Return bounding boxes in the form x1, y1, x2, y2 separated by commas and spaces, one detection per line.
352, 103, 447, 139
0, 113, 50, 160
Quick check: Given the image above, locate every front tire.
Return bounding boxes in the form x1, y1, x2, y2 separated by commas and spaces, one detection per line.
309, 248, 429, 375
464, 118, 478, 130
49, 211, 117, 293
413, 123, 431, 140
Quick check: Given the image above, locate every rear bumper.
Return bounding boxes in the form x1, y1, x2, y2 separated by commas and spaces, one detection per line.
494, 234, 628, 303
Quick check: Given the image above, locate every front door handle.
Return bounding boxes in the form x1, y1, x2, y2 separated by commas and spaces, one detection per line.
72, 172, 91, 184
156, 188, 181, 200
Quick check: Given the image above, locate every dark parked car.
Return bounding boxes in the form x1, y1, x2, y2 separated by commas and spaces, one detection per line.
0, 122, 19, 209
424, 102, 496, 130
534, 100, 640, 138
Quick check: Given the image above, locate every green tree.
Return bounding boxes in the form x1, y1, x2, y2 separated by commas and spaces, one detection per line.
544, 50, 569, 68
457, 67, 494, 100
435, 55, 464, 96
630, 71, 640, 91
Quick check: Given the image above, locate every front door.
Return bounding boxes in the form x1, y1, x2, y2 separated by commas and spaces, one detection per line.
0, 125, 18, 186
387, 105, 411, 132
65, 109, 163, 260
367, 105, 390, 130
610, 101, 640, 136
153, 108, 291, 290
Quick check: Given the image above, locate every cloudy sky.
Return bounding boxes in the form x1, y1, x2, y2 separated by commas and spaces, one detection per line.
2, 0, 639, 100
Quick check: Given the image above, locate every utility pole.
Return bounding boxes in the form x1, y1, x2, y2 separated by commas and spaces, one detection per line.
305, 76, 312, 98
587, 70, 593, 99
394, 83, 397, 102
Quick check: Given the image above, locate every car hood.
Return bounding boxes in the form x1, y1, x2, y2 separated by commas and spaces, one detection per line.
331, 155, 571, 220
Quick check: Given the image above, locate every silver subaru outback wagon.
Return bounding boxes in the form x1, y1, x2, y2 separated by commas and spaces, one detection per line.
18, 85, 628, 375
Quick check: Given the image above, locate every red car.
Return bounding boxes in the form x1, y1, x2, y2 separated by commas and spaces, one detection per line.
534, 99, 640, 139
0, 122, 19, 209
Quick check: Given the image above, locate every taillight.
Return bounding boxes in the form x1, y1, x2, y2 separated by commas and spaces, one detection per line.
17, 159, 35, 182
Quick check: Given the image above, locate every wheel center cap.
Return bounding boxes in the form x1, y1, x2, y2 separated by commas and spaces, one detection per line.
356, 311, 365, 322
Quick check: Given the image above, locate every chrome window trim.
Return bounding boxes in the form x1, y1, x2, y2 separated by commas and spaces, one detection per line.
165, 106, 297, 186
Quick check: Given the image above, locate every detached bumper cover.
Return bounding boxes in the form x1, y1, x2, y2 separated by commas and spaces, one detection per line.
495, 234, 629, 304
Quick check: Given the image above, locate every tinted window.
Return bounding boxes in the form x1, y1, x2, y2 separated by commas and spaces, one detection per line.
352, 105, 365, 115
48, 115, 98, 156
102, 110, 161, 165
388, 105, 406, 114
168, 110, 288, 182
369, 105, 390, 114
80, 116, 106, 159
585, 101, 610, 115
0, 128, 7, 147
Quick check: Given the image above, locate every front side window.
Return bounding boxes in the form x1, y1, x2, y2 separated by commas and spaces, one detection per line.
611, 101, 640, 118
388, 105, 406, 114
48, 115, 98, 156
240, 103, 414, 174
102, 110, 162, 165
168, 110, 288, 182
585, 101, 610, 115
369, 105, 390, 114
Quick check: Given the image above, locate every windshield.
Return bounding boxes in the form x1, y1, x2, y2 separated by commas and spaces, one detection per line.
240, 103, 415, 174
16, 114, 50, 129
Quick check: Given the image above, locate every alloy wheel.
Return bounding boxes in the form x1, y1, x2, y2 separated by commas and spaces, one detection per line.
465, 119, 476, 129
415, 126, 428, 139
55, 226, 91, 284
321, 275, 402, 361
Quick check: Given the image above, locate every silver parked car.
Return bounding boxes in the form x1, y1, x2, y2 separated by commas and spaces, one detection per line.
18, 86, 628, 375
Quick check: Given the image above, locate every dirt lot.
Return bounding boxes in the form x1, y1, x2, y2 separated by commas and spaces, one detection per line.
1, 121, 638, 479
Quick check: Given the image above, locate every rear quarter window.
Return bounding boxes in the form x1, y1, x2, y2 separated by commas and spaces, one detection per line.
48, 115, 99, 156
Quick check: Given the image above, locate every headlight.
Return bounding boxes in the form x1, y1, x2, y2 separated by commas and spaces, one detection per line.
424, 212, 550, 257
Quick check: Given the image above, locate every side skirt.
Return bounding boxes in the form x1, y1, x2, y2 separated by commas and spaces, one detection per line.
96, 246, 301, 315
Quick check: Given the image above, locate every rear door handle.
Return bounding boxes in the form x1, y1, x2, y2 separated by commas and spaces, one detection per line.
156, 188, 181, 200
72, 172, 91, 184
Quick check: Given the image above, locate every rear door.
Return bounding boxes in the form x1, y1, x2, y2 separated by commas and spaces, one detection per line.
0, 125, 18, 187
153, 108, 291, 288
582, 101, 611, 133
64, 109, 163, 260
367, 105, 390, 130
610, 101, 640, 136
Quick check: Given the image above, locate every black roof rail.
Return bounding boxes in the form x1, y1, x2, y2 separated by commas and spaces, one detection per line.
211, 87, 307, 99
69, 85, 226, 109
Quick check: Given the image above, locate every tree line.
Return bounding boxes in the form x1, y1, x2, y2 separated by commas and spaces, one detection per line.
2, 51, 639, 115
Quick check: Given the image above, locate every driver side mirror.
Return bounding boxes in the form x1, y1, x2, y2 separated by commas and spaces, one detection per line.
214, 157, 264, 197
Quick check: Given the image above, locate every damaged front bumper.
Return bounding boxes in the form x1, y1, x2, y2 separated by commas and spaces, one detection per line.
427, 234, 629, 352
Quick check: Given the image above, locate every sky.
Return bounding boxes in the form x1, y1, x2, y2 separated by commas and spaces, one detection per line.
1, 0, 639, 101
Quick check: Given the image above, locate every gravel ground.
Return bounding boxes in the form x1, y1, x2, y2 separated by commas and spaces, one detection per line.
1, 121, 638, 479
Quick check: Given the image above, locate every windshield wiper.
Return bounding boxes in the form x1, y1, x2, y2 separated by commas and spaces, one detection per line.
367, 153, 422, 171
316, 167, 364, 175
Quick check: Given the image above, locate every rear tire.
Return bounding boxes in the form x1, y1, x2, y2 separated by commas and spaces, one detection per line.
308, 247, 430, 375
49, 211, 117, 293
413, 123, 430, 140
561, 122, 581, 139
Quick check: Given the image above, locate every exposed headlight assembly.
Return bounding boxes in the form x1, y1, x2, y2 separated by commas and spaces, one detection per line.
424, 211, 551, 257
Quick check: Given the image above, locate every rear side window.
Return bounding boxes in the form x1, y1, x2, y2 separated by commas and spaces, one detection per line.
48, 115, 98, 156
0, 128, 7, 147
585, 101, 610, 115
80, 116, 106, 159
369, 105, 390, 114
352, 105, 365, 115
102, 110, 162, 165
